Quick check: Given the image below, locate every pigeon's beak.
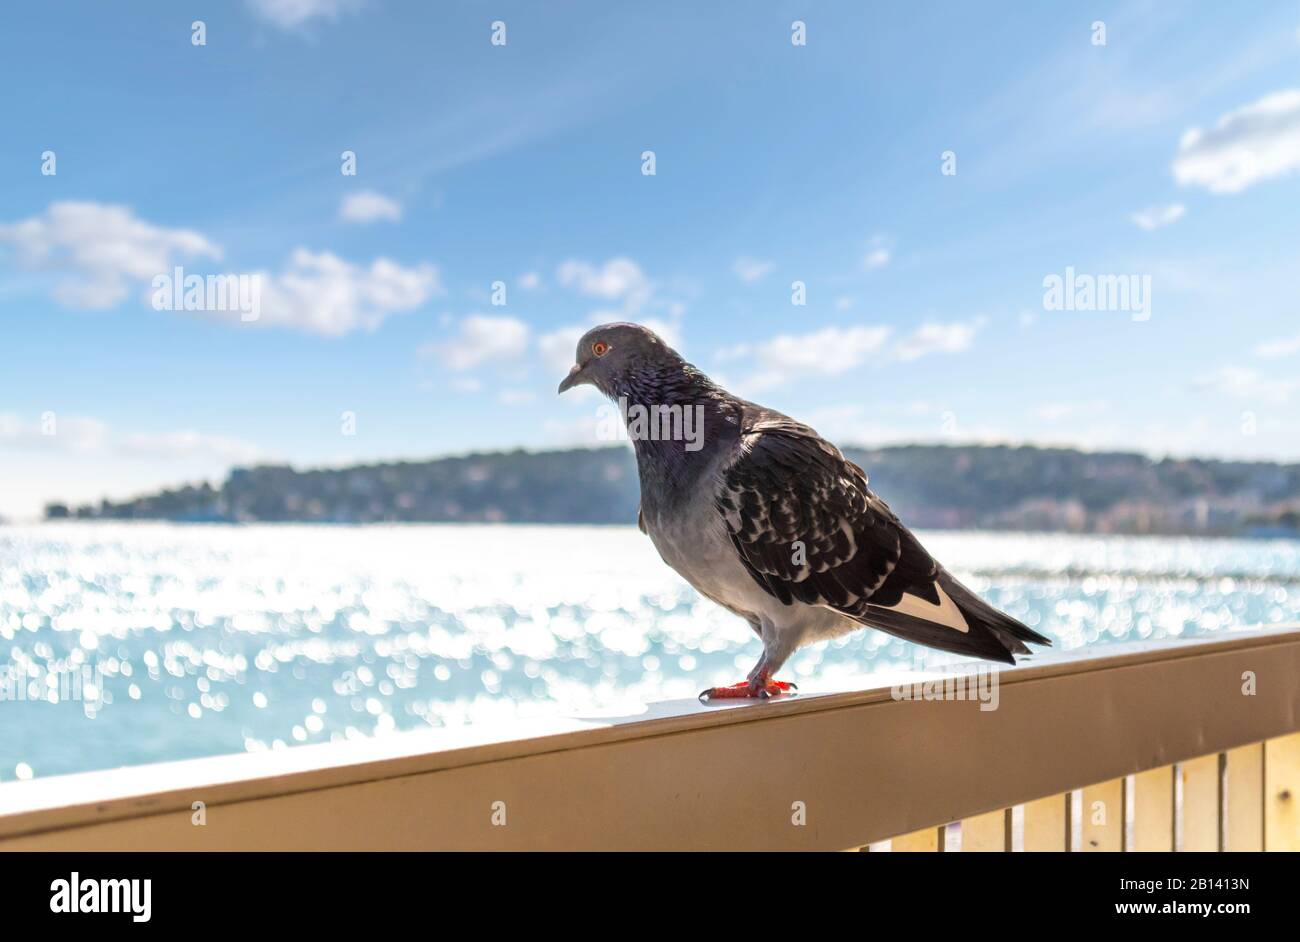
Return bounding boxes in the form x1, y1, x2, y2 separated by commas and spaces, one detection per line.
557, 363, 588, 394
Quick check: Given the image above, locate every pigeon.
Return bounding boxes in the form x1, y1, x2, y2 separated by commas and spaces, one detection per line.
558, 322, 1050, 701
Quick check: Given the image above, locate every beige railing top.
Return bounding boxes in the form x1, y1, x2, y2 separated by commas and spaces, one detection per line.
2, 625, 1298, 850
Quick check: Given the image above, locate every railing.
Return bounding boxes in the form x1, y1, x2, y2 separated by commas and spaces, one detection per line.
1, 626, 1298, 851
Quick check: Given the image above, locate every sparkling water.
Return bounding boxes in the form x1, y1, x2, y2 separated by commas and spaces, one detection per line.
2, 522, 1298, 781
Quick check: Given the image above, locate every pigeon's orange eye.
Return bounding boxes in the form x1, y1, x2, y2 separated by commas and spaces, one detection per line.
591, 341, 610, 357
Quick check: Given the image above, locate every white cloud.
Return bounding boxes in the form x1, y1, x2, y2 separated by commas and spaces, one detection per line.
1173, 89, 1300, 194
1033, 400, 1110, 422
427, 315, 530, 371
892, 320, 983, 362
1130, 203, 1186, 230
718, 319, 982, 391
556, 257, 648, 303
634, 316, 683, 350
0, 413, 108, 452
1194, 365, 1300, 404
732, 257, 774, 282
255, 248, 438, 336
497, 389, 537, 406
719, 325, 893, 390
0, 413, 261, 463
518, 271, 542, 291
541, 414, 620, 448
553, 259, 689, 337
246, 0, 360, 30
863, 235, 893, 270
1255, 332, 1300, 359
0, 201, 220, 308
0, 202, 433, 335
118, 430, 265, 464
797, 403, 1015, 449
339, 191, 402, 224
539, 325, 587, 373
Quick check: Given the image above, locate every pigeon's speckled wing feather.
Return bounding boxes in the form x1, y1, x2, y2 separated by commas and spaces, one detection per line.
715, 418, 926, 614
715, 417, 1049, 662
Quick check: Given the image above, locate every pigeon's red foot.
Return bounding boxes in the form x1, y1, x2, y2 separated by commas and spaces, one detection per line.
698, 678, 797, 703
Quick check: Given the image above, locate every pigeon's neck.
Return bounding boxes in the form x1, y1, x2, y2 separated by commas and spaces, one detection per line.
611, 360, 723, 411
609, 362, 740, 501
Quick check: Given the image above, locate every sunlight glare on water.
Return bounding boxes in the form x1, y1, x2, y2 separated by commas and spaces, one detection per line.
2, 522, 1299, 780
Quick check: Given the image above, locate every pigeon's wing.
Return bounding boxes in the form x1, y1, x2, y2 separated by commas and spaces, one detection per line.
715, 421, 1049, 663
716, 422, 906, 611
637, 504, 646, 534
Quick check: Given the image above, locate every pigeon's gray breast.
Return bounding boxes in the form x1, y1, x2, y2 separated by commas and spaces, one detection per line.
638, 436, 861, 644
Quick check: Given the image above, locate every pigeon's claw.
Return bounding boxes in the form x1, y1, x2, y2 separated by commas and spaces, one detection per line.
698, 678, 797, 703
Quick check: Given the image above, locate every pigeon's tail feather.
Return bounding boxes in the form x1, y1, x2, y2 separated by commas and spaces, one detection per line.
939, 569, 1051, 660
861, 571, 1051, 665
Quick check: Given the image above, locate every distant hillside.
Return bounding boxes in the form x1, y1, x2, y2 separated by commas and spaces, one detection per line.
44, 444, 1300, 537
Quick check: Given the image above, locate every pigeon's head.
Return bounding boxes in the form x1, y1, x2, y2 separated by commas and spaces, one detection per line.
557, 322, 680, 396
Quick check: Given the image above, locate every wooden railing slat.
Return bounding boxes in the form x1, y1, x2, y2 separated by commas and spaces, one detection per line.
1131, 765, 1174, 851
1265, 732, 1300, 852
1179, 754, 1221, 851
1224, 744, 1263, 852
890, 826, 943, 852
1022, 794, 1068, 851
1080, 780, 1124, 851
961, 809, 1009, 851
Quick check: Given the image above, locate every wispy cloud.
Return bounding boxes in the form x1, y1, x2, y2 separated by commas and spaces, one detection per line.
0, 201, 220, 308
118, 430, 265, 464
1173, 88, 1300, 194
0, 412, 262, 463
1130, 203, 1186, 230
1033, 400, 1110, 422
246, 0, 361, 31
339, 190, 402, 224
539, 325, 587, 374
449, 377, 483, 394
1194, 365, 1300, 403
863, 235, 893, 270
556, 257, 649, 305
732, 257, 774, 283
1254, 332, 1300, 359
0, 413, 108, 452
497, 389, 537, 406
426, 314, 530, 371
892, 319, 984, 362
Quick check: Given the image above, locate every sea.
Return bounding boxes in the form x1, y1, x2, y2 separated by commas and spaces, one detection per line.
2, 522, 1299, 781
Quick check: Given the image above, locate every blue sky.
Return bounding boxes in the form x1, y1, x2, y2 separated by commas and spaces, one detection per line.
1, 1, 1299, 518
